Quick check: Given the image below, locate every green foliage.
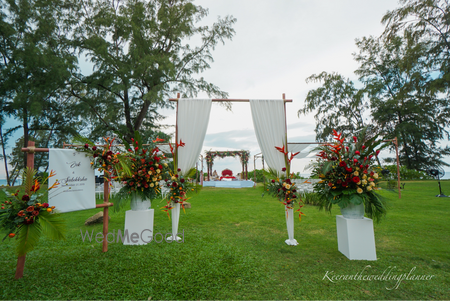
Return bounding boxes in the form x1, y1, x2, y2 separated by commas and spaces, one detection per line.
298, 72, 368, 142
302, 0, 450, 171
382, 164, 434, 180
69, 0, 236, 141
247, 169, 266, 183
355, 35, 450, 170
300, 192, 321, 206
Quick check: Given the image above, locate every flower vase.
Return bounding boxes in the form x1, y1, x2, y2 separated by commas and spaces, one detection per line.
130, 193, 151, 211
340, 202, 364, 219
285, 205, 298, 246
167, 203, 182, 241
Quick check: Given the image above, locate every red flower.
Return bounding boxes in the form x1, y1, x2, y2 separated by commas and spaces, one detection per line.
355, 151, 360, 155
271, 179, 275, 183
339, 161, 346, 167
353, 136, 357, 142
352, 176, 360, 183
346, 167, 353, 173
353, 159, 358, 163
22, 195, 30, 201
32, 210, 40, 216
84, 143, 89, 149
180, 179, 185, 183
328, 182, 333, 187
42, 203, 49, 208
172, 182, 178, 187
9, 233, 15, 238
26, 206, 34, 212
376, 150, 380, 156
281, 167, 286, 172
362, 145, 366, 150
17, 210, 25, 217
92, 146, 97, 151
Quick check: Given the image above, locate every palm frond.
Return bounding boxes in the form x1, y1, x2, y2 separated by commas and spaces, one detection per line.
23, 167, 37, 194
16, 222, 42, 256
38, 211, 66, 241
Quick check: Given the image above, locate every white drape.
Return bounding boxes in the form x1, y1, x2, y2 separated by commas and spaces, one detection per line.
250, 99, 287, 174
177, 98, 212, 175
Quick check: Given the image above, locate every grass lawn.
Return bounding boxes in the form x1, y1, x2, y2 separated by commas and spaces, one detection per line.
0, 180, 449, 300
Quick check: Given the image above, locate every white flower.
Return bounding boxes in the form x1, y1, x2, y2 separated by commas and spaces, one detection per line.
373, 173, 379, 179
156, 169, 161, 173
171, 176, 176, 181
370, 182, 375, 187
150, 183, 154, 187
362, 174, 367, 180
362, 179, 368, 185
286, 184, 291, 189
367, 186, 372, 191
357, 187, 363, 194
353, 171, 359, 176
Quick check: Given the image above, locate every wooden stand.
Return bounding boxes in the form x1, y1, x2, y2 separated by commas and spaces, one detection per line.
16, 141, 114, 279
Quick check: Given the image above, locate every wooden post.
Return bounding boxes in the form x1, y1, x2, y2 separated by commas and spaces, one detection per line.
394, 137, 401, 199
15, 141, 35, 279
102, 172, 110, 252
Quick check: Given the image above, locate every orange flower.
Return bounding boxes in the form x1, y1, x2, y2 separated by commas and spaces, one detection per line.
8, 233, 15, 238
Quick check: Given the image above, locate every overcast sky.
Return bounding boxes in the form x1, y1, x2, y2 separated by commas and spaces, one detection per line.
2, 0, 450, 180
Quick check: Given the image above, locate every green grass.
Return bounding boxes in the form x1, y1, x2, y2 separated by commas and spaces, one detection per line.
1, 181, 449, 300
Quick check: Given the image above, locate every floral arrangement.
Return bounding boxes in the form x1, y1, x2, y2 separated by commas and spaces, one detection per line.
309, 128, 387, 222
160, 168, 194, 219
0, 168, 65, 256
205, 150, 250, 165
114, 136, 169, 209
267, 167, 305, 220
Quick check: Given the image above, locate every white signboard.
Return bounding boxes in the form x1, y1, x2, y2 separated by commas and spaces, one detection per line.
48, 149, 96, 212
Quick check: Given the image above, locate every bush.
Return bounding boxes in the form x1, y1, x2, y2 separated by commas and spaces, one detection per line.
247, 169, 267, 183
382, 165, 433, 180
300, 192, 321, 206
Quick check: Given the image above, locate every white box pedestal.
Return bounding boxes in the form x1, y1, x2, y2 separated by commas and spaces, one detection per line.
123, 209, 154, 245
336, 215, 377, 260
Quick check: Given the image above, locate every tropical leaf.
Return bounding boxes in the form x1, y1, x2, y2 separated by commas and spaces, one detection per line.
16, 222, 42, 256
38, 211, 66, 241
23, 167, 37, 194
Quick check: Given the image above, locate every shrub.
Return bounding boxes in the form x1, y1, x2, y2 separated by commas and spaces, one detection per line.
382, 165, 433, 180
300, 192, 321, 206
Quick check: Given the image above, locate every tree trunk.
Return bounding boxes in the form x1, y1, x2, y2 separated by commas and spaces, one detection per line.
23, 108, 29, 170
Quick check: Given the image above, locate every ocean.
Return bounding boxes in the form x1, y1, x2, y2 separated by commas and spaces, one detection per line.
0, 179, 21, 186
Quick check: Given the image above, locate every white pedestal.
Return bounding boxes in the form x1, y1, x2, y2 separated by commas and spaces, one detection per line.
123, 209, 154, 245
285, 206, 298, 246
336, 215, 377, 260
167, 203, 182, 241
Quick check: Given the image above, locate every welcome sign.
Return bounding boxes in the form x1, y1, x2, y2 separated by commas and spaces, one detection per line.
48, 149, 96, 213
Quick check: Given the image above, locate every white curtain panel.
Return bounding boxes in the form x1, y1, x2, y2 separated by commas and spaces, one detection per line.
250, 99, 287, 173
177, 98, 212, 175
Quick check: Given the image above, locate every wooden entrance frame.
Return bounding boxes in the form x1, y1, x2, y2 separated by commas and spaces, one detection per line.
205, 150, 250, 181
169, 93, 292, 179
16, 141, 114, 279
